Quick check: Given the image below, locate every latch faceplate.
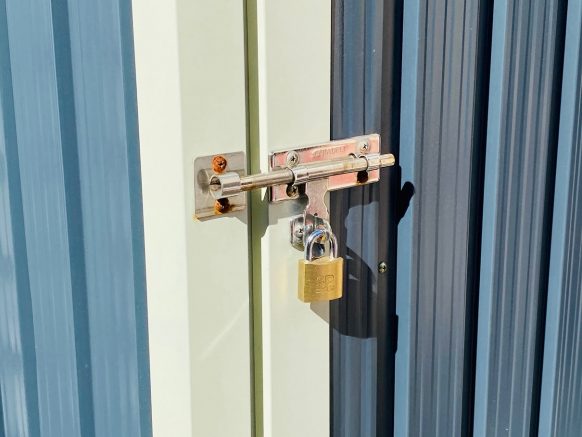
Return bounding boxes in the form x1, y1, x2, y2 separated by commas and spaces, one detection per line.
193, 134, 395, 228
268, 134, 381, 202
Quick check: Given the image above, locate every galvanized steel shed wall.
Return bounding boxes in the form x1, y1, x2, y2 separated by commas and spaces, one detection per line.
330, 0, 401, 436
539, 2, 582, 436
0, 0, 151, 436
392, 0, 580, 436
473, 0, 566, 435
395, 0, 491, 435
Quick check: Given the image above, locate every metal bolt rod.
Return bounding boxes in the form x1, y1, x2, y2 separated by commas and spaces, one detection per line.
209, 153, 395, 199
240, 168, 294, 191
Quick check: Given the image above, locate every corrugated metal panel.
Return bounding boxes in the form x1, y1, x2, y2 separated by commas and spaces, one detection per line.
395, 0, 491, 436
538, 2, 582, 436
330, 0, 400, 436
0, 0, 151, 435
0, 2, 39, 435
330, 1, 383, 435
473, 0, 567, 436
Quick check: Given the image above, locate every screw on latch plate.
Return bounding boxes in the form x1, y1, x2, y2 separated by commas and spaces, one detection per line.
212, 155, 228, 173
286, 184, 299, 198
286, 151, 300, 168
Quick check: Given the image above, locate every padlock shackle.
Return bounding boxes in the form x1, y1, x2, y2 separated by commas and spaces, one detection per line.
304, 228, 338, 261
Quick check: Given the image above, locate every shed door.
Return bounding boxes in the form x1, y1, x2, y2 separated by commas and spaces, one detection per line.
133, 1, 336, 436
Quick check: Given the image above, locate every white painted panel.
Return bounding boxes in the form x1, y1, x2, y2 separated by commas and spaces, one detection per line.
132, 1, 251, 436
250, 1, 332, 436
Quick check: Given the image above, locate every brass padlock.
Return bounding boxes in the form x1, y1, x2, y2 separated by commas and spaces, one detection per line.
298, 228, 343, 302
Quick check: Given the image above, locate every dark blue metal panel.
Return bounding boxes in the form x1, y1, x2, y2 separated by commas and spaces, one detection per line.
330, 2, 382, 436
330, 1, 397, 436
473, 0, 566, 436
538, 1, 582, 436
395, 0, 491, 435
0, 0, 151, 435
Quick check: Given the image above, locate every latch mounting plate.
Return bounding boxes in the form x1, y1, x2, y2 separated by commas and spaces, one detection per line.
194, 151, 246, 219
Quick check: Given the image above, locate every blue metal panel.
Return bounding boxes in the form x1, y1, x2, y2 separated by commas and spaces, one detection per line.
330, 2, 384, 436
395, 0, 491, 435
0, 0, 151, 435
538, 1, 582, 436
473, 0, 566, 436
65, 1, 151, 434
330, 0, 401, 436
0, 3, 40, 435
5, 0, 87, 433
394, 1, 421, 434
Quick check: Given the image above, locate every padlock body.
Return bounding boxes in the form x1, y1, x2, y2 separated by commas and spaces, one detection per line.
298, 257, 343, 302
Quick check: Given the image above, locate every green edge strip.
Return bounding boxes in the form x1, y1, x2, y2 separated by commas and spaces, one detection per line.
244, 1, 265, 436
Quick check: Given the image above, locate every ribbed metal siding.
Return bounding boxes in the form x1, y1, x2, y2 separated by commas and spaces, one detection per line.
330, 0, 400, 436
0, 2, 39, 434
395, 0, 490, 436
332, 0, 580, 436
330, 2, 383, 436
473, 0, 566, 436
0, 0, 151, 435
539, 2, 582, 436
